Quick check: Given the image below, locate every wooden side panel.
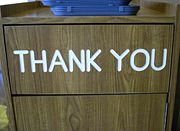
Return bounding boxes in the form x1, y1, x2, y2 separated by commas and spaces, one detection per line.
167, 5, 180, 131
13, 94, 167, 131
0, 1, 42, 17
5, 25, 173, 94
0, 25, 16, 130
140, 0, 177, 16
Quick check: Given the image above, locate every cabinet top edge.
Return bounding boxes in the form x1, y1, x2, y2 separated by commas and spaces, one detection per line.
0, 15, 175, 25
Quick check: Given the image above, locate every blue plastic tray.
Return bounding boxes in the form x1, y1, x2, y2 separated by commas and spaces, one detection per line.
42, 0, 131, 6
51, 5, 139, 16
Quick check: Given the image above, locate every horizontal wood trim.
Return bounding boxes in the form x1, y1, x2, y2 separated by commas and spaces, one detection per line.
143, 0, 180, 4
1, 15, 175, 25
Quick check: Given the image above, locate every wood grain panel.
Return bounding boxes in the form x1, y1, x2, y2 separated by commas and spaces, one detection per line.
5, 25, 173, 94
13, 94, 167, 131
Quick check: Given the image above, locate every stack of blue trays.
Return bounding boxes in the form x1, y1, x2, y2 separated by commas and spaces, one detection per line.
41, 0, 140, 16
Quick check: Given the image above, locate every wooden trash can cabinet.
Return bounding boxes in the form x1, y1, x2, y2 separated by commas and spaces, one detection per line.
0, 2, 179, 131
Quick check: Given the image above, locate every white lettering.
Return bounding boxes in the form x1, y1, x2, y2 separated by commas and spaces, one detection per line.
13, 48, 168, 73
86, 49, 102, 72
69, 50, 85, 72
130, 49, 150, 71
49, 50, 68, 72
13, 50, 29, 73
30, 50, 47, 73
110, 49, 130, 72
151, 48, 167, 71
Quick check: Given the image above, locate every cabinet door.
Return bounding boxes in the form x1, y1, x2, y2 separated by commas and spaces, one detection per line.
4, 25, 173, 94
13, 94, 167, 131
